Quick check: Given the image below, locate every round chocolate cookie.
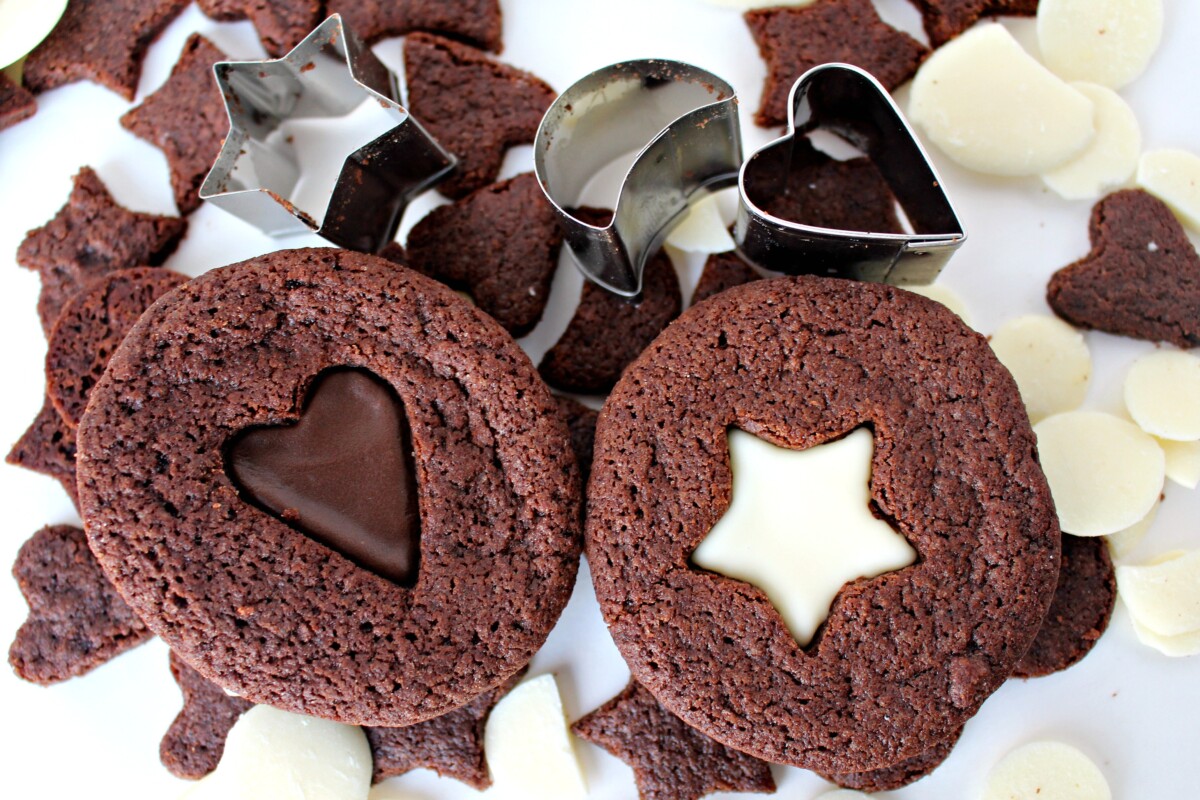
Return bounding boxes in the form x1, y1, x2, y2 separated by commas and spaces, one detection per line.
586, 276, 1060, 774
77, 248, 582, 727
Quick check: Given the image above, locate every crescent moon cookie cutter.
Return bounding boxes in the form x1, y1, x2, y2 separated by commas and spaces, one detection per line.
534, 59, 743, 298
735, 63, 966, 285
199, 14, 456, 253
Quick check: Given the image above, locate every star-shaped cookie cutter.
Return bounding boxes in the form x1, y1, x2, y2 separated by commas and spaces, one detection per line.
199, 15, 456, 253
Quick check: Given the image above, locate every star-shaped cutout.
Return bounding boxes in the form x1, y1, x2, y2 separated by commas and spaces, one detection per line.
692, 427, 916, 647
745, 0, 929, 127
16, 167, 187, 335
573, 680, 776, 800
328, 0, 503, 52
196, 0, 321, 58
9, 525, 152, 685
200, 15, 455, 252
6, 397, 79, 508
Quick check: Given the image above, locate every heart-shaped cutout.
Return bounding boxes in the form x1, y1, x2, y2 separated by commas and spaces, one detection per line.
226, 369, 420, 586
735, 63, 965, 284
1047, 189, 1200, 349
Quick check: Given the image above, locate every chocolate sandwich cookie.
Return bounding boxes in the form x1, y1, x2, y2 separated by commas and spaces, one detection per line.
76, 247, 582, 728
587, 277, 1060, 774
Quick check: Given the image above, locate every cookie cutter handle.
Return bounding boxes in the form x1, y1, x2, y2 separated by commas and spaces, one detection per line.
535, 60, 742, 297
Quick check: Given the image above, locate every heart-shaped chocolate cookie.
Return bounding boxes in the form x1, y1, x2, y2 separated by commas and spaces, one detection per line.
1047, 189, 1200, 349
227, 369, 420, 586
735, 63, 965, 284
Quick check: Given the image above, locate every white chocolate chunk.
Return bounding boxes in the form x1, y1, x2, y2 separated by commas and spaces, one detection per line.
1033, 411, 1164, 536
1137, 149, 1200, 232
1130, 615, 1200, 657
484, 674, 587, 800
180, 706, 372, 800
1038, 0, 1164, 89
1117, 550, 1200, 637
983, 741, 1111, 800
666, 193, 735, 253
1125, 351, 1200, 441
989, 315, 1091, 423
906, 283, 974, 328
692, 428, 916, 647
1042, 83, 1141, 200
1104, 499, 1159, 561
908, 24, 1095, 177
0, 0, 67, 69
1159, 438, 1200, 489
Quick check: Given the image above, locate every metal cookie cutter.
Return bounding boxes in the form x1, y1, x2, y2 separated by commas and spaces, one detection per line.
534, 60, 742, 297
735, 63, 965, 285
200, 14, 455, 253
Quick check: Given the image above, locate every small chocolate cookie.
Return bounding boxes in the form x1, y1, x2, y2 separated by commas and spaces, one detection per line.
540, 225, 682, 394
587, 277, 1060, 773
121, 35, 229, 215
746, 0, 928, 128
161, 650, 254, 779
46, 268, 188, 429
9, 525, 152, 685
554, 396, 599, 487
693, 252, 761, 307
17, 167, 187, 336
822, 726, 963, 791
365, 669, 523, 787
328, 0, 503, 52
404, 33, 556, 199
77, 247, 581, 727
573, 680, 776, 800
195, 0, 320, 57
1013, 533, 1116, 679
1047, 189, 1200, 349
913, 0, 1040, 48
0, 72, 36, 131
406, 172, 564, 336
6, 397, 79, 508
22, 0, 190, 100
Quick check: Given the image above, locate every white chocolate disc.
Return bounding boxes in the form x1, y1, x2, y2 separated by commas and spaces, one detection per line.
0, 0, 68, 69
908, 24, 1095, 177
1125, 351, 1200, 441
989, 315, 1091, 423
1033, 411, 1164, 536
1117, 550, 1200, 637
1105, 499, 1159, 561
1037, 0, 1164, 89
692, 428, 916, 647
906, 283, 974, 328
484, 674, 588, 800
1159, 437, 1200, 489
1042, 83, 1141, 200
666, 193, 735, 253
1130, 615, 1200, 657
983, 741, 1111, 800
180, 706, 371, 800
1136, 149, 1200, 232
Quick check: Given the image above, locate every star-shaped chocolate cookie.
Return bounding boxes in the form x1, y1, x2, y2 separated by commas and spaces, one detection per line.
6, 397, 79, 508
195, 0, 320, 58
404, 33, 556, 199
328, 0, 503, 51
160, 650, 254, 779
365, 670, 524, 787
0, 72, 36, 131
9, 525, 152, 685
573, 680, 776, 800
22, 0, 190, 100
121, 35, 229, 215
406, 172, 564, 336
1047, 189, 1200, 349
16, 167, 187, 336
746, 0, 929, 128
912, 0, 1040, 47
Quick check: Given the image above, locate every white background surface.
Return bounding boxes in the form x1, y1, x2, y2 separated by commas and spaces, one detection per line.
1, 1, 1198, 798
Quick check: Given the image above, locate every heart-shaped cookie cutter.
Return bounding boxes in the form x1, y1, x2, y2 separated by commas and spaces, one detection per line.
200, 15, 456, 253
534, 60, 742, 297
735, 63, 965, 284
